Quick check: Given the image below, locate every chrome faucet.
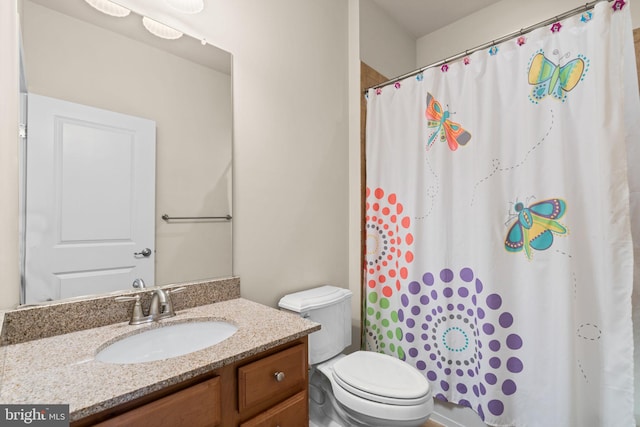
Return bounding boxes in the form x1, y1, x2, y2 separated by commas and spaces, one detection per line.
149, 288, 173, 320
116, 286, 186, 325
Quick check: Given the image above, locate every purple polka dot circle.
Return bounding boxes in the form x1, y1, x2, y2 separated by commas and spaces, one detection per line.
398, 266, 524, 420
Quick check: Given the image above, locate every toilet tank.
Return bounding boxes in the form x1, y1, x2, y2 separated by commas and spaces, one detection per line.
278, 286, 352, 364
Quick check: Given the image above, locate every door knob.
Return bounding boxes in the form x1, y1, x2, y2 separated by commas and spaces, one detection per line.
134, 248, 152, 257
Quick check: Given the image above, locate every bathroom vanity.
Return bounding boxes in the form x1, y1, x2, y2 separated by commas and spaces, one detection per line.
0, 278, 319, 426
82, 338, 309, 426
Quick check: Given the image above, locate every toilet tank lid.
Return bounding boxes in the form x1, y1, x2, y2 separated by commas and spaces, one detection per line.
278, 286, 352, 312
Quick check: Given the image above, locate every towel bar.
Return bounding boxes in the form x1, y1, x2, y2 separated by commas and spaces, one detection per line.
161, 214, 232, 221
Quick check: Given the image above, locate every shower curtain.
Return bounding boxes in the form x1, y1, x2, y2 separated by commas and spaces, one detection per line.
364, 2, 639, 426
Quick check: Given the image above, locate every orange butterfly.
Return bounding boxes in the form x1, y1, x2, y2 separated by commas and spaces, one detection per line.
425, 92, 471, 151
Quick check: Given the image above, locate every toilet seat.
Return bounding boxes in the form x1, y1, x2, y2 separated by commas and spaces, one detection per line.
317, 352, 434, 423
332, 351, 431, 406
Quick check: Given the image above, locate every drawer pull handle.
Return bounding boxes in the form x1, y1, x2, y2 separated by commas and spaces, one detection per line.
274, 371, 286, 382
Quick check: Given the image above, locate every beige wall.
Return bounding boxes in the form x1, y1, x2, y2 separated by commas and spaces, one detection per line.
20, 1, 232, 292
0, 0, 21, 308
359, 0, 415, 79
88, 0, 354, 312
348, 0, 362, 350
219, 0, 352, 308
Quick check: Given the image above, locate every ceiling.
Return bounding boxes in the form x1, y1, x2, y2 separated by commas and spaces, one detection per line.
371, 0, 503, 38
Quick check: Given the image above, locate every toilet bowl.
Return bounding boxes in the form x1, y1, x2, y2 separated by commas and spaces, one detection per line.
315, 352, 433, 426
279, 285, 433, 427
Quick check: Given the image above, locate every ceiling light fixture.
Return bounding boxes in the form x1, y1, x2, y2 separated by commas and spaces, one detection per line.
84, 0, 131, 17
142, 16, 183, 40
164, 0, 204, 14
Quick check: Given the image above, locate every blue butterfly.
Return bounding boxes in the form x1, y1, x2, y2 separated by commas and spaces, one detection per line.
528, 51, 588, 102
505, 198, 568, 259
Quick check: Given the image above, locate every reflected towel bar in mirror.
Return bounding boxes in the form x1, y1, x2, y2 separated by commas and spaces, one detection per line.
162, 214, 232, 221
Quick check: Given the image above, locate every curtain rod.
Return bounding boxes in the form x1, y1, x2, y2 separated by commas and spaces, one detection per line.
367, 0, 614, 92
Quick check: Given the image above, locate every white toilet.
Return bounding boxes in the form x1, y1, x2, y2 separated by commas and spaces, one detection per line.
279, 285, 433, 427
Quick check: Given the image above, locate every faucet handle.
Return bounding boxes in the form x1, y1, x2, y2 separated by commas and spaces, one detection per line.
115, 295, 147, 325
115, 295, 141, 304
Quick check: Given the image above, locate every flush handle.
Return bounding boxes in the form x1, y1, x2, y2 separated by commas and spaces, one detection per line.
134, 248, 152, 257
274, 371, 285, 382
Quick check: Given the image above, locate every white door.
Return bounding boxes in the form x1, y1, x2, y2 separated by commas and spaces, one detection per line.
25, 94, 156, 304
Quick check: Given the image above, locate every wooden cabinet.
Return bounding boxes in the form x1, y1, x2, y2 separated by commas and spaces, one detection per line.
239, 391, 307, 427
238, 344, 308, 427
93, 377, 221, 427
73, 337, 308, 427
238, 344, 306, 412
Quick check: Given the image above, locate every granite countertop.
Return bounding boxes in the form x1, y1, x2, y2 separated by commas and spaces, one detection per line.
0, 298, 320, 421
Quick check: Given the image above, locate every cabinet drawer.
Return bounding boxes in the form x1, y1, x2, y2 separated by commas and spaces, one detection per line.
94, 376, 221, 427
239, 391, 307, 427
238, 344, 306, 411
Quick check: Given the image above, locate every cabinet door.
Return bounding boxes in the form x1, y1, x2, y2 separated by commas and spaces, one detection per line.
239, 391, 307, 427
94, 376, 221, 427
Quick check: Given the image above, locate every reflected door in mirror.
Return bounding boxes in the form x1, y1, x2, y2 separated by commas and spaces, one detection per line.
25, 94, 155, 303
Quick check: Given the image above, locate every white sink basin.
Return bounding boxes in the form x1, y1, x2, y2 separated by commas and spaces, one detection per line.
95, 321, 238, 364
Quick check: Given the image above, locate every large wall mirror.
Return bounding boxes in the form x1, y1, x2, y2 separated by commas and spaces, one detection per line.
19, 0, 232, 304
